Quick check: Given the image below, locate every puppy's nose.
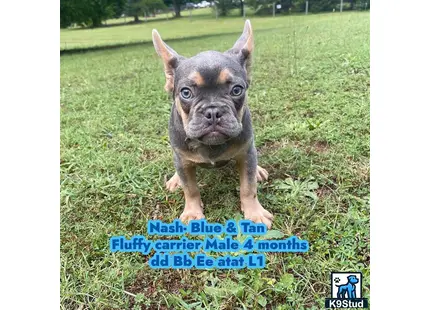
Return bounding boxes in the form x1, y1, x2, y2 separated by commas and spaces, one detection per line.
204, 108, 223, 124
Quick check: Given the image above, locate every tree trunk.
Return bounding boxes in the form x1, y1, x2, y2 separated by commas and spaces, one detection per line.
173, 0, 181, 17
134, 15, 139, 22
91, 17, 102, 27
240, 0, 244, 17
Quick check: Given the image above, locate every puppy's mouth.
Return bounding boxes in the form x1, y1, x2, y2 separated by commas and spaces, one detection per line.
198, 130, 229, 145
186, 116, 243, 145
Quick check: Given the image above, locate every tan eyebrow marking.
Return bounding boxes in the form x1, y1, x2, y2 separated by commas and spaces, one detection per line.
188, 71, 205, 86
217, 68, 233, 84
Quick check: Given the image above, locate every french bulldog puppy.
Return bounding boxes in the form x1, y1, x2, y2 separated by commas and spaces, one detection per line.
152, 20, 274, 228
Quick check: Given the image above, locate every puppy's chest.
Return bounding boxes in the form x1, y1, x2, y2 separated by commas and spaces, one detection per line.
179, 141, 245, 166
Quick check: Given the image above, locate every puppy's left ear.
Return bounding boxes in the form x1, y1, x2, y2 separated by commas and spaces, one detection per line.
226, 19, 254, 75
152, 29, 183, 92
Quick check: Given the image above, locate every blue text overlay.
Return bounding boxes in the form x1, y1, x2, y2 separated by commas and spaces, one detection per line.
109, 219, 309, 269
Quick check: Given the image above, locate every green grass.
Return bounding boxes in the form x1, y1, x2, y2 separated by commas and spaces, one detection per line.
60, 7, 240, 50
76, 8, 215, 28
61, 11, 370, 309
61, 10, 339, 51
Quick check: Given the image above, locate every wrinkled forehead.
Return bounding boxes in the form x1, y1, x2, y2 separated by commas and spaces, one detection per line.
175, 51, 246, 88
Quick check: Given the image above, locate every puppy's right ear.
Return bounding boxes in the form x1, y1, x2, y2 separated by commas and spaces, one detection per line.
152, 29, 183, 92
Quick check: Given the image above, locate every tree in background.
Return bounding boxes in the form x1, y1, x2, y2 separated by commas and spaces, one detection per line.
354, 0, 370, 10
214, 0, 233, 16
127, 0, 166, 22
61, 0, 370, 28
163, 0, 185, 18
239, 0, 244, 16
60, 0, 75, 28
245, 0, 363, 14
60, 0, 119, 28
246, 0, 274, 15
288, 0, 308, 12
113, 0, 127, 18
308, 0, 337, 12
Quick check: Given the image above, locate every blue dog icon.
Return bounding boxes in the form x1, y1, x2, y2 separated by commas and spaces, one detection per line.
336, 275, 359, 299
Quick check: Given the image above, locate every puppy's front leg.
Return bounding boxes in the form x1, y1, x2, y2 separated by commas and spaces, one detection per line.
236, 146, 274, 228
173, 153, 205, 223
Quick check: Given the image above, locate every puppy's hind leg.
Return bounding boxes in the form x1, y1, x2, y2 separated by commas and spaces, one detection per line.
166, 172, 181, 192
256, 165, 269, 182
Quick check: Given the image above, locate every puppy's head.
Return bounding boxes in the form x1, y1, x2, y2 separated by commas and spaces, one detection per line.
152, 20, 254, 146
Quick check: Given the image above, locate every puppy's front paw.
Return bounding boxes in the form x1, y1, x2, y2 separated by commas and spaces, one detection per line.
242, 200, 274, 229
179, 201, 205, 223
166, 173, 181, 192
180, 209, 205, 223
256, 165, 269, 182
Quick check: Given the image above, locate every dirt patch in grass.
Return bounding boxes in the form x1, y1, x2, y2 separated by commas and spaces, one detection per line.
127, 269, 206, 309
344, 157, 370, 188
258, 139, 330, 156
257, 139, 300, 155
312, 141, 329, 153
310, 140, 330, 153
150, 202, 164, 220
354, 160, 370, 183
316, 186, 332, 198
140, 149, 161, 161
257, 140, 284, 155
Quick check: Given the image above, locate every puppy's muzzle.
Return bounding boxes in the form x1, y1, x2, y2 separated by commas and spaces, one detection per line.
203, 107, 224, 124
197, 107, 229, 145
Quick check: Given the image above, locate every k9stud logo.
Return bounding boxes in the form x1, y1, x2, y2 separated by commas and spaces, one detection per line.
325, 272, 369, 308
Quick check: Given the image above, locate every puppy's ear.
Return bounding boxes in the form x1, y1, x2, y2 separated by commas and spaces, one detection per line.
152, 29, 183, 92
226, 19, 254, 75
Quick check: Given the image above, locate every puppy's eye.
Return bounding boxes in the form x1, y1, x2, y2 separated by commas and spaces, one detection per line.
231, 85, 244, 97
180, 87, 192, 100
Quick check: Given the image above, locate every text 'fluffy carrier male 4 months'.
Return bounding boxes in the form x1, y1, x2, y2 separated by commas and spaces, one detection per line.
152, 20, 274, 228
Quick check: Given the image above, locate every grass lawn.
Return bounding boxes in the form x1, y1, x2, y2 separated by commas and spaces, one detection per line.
60, 7, 242, 50
60, 11, 370, 309
68, 8, 216, 29
61, 10, 351, 51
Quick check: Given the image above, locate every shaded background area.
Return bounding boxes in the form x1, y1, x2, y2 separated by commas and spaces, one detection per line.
60, 0, 370, 29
